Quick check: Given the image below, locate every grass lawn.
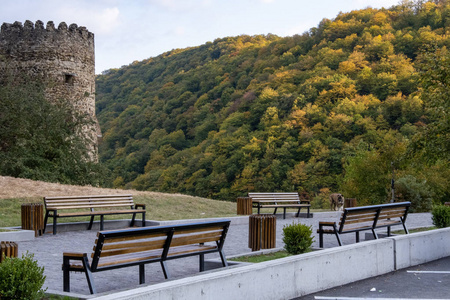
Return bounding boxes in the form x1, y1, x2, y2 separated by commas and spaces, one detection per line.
230, 250, 292, 263
392, 226, 437, 234
0, 194, 238, 227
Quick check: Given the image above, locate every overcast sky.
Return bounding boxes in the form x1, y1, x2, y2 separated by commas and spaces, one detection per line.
1, 0, 400, 74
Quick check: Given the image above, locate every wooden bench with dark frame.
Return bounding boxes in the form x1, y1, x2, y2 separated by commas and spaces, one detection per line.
317, 201, 411, 248
43, 194, 146, 235
62, 220, 231, 294
249, 192, 311, 219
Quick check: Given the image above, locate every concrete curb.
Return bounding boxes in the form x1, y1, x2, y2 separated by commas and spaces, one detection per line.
86, 227, 450, 300
0, 228, 35, 241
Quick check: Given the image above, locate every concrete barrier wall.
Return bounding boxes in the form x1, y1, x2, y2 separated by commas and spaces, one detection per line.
89, 227, 450, 300
91, 239, 394, 300
391, 227, 450, 270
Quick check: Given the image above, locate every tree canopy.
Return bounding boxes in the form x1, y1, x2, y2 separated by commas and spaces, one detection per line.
95, 0, 449, 209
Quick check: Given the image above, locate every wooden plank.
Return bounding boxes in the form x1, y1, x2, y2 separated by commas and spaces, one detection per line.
97, 251, 163, 268
170, 233, 222, 247
98, 242, 167, 258
167, 245, 216, 256
100, 239, 167, 252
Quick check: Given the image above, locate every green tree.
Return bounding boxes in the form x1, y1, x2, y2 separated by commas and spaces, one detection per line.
0, 79, 105, 185
414, 46, 450, 162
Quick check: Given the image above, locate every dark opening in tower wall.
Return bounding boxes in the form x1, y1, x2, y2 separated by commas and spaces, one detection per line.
65, 73, 75, 85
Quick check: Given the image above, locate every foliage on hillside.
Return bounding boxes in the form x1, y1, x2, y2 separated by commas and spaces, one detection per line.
96, 0, 450, 207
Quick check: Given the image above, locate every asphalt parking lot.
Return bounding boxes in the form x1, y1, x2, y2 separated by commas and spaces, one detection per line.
293, 256, 450, 300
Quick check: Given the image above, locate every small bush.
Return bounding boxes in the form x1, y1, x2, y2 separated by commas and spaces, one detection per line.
0, 252, 46, 300
395, 175, 433, 212
432, 205, 450, 228
282, 222, 314, 255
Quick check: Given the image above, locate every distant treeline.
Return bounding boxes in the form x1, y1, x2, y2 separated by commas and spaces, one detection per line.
95, 0, 449, 210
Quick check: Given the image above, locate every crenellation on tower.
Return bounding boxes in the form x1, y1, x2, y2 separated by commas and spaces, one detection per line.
0, 20, 100, 160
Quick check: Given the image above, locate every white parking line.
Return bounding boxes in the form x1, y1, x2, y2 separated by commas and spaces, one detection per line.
315, 297, 450, 300
407, 270, 450, 274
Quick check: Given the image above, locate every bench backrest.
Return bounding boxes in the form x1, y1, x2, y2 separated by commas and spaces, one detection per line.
44, 194, 135, 211
90, 220, 231, 271
248, 192, 301, 203
339, 202, 410, 233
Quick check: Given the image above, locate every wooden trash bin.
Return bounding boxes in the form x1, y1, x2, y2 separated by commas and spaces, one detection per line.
345, 198, 357, 208
237, 197, 253, 215
21, 203, 44, 237
248, 214, 276, 251
0, 241, 18, 263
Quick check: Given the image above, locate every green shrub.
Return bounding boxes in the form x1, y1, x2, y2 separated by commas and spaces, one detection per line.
395, 175, 433, 212
0, 252, 46, 299
432, 205, 450, 228
282, 222, 314, 255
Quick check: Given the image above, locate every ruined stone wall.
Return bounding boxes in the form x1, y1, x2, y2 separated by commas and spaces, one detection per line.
0, 20, 100, 159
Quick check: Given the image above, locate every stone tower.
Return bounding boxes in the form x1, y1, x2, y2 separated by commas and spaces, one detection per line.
0, 20, 100, 159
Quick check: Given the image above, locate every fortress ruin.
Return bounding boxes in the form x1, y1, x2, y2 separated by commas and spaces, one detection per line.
0, 20, 100, 159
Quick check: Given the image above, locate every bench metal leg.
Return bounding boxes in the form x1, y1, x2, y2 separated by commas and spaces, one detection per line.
43, 211, 49, 234
219, 249, 228, 267
63, 255, 96, 294
372, 229, 378, 240
53, 215, 57, 235
199, 253, 205, 272
142, 211, 146, 227
273, 207, 278, 215
83, 258, 96, 294
100, 215, 104, 231
63, 256, 71, 292
402, 221, 409, 234
130, 213, 136, 227
160, 261, 170, 279
319, 231, 324, 248
356, 232, 360, 243
335, 231, 343, 246
139, 264, 145, 284
283, 208, 286, 219
87, 216, 95, 230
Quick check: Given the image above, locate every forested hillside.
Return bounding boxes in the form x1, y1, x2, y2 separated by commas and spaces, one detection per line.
96, 0, 450, 209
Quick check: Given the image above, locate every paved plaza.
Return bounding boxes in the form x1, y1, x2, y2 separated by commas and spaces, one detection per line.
17, 211, 434, 297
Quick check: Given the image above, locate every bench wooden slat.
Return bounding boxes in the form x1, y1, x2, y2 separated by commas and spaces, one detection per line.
167, 245, 217, 256
98, 241, 168, 258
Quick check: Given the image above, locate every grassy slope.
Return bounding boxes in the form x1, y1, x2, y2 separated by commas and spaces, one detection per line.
0, 176, 237, 227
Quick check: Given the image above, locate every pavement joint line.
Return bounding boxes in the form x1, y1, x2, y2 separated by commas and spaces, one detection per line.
406, 270, 450, 274
314, 297, 450, 300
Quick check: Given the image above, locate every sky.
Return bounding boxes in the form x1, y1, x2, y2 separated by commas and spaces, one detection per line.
1, 0, 401, 74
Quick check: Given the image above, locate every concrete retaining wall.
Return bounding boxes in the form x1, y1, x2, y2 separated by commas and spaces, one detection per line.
89, 227, 450, 300
391, 227, 450, 269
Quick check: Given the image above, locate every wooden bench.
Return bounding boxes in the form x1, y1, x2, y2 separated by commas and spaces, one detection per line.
44, 194, 146, 235
249, 192, 311, 219
317, 201, 411, 247
62, 219, 230, 294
